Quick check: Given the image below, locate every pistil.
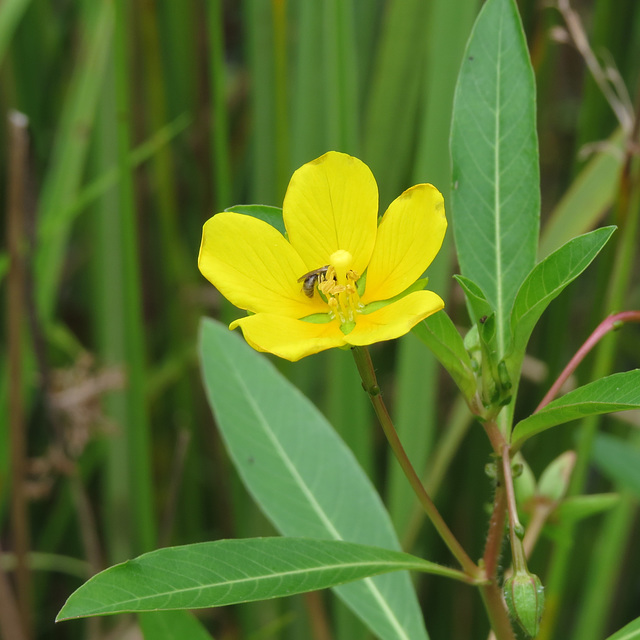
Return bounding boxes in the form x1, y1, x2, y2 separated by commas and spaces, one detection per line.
318, 250, 363, 328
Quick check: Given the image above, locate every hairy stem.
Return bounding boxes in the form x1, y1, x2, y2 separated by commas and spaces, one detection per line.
480, 582, 517, 640
483, 466, 507, 580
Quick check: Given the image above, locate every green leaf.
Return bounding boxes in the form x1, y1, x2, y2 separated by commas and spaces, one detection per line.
412, 311, 476, 401
511, 370, 640, 449
553, 493, 620, 524
198, 318, 429, 640
139, 611, 215, 640
450, 0, 539, 357
604, 616, 640, 640
226, 204, 286, 237
454, 275, 494, 325
509, 226, 615, 362
57, 538, 450, 621
592, 433, 640, 496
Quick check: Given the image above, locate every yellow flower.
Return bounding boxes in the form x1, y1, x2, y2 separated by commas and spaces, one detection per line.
198, 151, 447, 361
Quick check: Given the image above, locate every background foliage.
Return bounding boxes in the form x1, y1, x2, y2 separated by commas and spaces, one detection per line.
1, 0, 640, 638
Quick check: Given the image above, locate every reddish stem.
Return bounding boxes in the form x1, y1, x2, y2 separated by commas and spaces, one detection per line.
535, 311, 640, 412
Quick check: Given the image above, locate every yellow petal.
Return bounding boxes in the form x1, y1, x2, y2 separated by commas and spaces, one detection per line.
230, 313, 346, 361
346, 290, 444, 346
362, 184, 447, 303
199, 212, 326, 317
283, 151, 378, 276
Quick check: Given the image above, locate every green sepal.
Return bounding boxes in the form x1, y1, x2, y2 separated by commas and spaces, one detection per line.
339, 321, 356, 335
226, 204, 287, 238
356, 269, 367, 297
360, 278, 428, 315
300, 313, 334, 324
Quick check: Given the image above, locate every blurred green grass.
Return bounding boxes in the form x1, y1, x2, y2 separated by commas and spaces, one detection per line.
1, 1, 639, 638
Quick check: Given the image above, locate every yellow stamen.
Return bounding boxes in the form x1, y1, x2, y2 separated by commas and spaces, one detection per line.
323, 250, 362, 325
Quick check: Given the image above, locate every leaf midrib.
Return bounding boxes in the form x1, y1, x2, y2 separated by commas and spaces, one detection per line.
224, 346, 413, 640
493, 11, 505, 356
76, 556, 426, 613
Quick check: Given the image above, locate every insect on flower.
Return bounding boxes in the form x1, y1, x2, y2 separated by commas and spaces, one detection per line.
297, 265, 330, 298
198, 151, 447, 361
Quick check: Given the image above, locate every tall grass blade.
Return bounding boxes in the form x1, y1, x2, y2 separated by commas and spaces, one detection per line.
0, 0, 32, 64
34, 0, 114, 323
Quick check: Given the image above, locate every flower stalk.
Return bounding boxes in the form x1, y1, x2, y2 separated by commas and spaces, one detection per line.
500, 445, 544, 637
351, 345, 481, 579
480, 449, 518, 640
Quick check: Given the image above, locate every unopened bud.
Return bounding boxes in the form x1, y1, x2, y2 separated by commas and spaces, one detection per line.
503, 571, 545, 637
538, 451, 576, 502
498, 360, 512, 391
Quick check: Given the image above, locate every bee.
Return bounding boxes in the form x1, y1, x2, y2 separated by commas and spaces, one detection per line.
297, 265, 330, 298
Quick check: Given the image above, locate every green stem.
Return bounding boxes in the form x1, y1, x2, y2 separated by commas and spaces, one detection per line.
479, 582, 517, 640
351, 346, 480, 578
501, 445, 526, 573
402, 396, 473, 549
535, 310, 640, 412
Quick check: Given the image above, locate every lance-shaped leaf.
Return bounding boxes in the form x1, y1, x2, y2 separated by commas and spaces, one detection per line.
450, 0, 539, 358
511, 370, 640, 449
198, 318, 429, 640
455, 275, 494, 326
412, 311, 476, 401
553, 494, 620, 524
604, 616, 640, 640
509, 226, 615, 365
57, 538, 455, 621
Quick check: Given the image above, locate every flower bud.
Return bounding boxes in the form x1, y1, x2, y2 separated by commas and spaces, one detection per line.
503, 570, 545, 637
538, 451, 576, 502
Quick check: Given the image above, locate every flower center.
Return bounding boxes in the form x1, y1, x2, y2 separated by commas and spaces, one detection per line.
318, 250, 363, 326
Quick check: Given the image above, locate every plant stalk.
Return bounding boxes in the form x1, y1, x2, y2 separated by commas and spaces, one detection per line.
479, 582, 517, 640
351, 346, 480, 578
535, 310, 640, 412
